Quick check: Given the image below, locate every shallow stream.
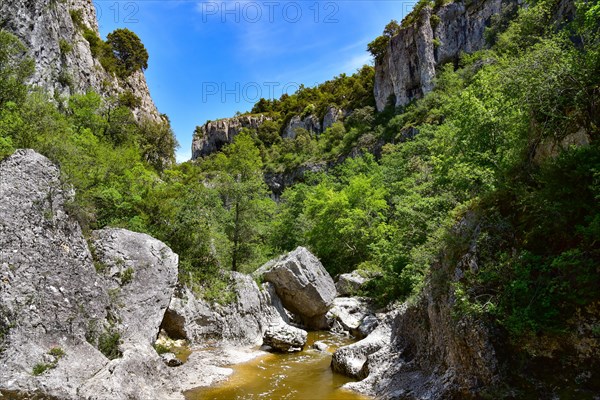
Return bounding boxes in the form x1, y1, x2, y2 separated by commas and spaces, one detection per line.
184, 331, 371, 400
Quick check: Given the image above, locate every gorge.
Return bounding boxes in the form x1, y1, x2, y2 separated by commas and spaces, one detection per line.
1, 0, 599, 399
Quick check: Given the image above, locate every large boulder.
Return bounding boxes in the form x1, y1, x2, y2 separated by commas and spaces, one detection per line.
326, 297, 375, 337
331, 308, 396, 379
90, 228, 178, 345
255, 247, 337, 329
163, 273, 292, 347
335, 271, 369, 296
263, 324, 307, 353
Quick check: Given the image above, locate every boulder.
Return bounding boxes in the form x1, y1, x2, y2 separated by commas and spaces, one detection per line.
255, 247, 337, 329
90, 228, 178, 345
263, 324, 307, 353
335, 271, 368, 296
327, 297, 374, 337
163, 273, 291, 347
313, 341, 328, 352
331, 308, 396, 379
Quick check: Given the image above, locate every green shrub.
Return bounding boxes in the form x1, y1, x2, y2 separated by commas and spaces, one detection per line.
98, 328, 121, 360
59, 39, 73, 55
32, 362, 53, 376
153, 343, 170, 355
69, 9, 84, 30
120, 267, 134, 285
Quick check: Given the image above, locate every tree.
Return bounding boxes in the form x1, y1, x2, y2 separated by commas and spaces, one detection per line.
0, 31, 35, 107
367, 20, 401, 62
214, 132, 273, 271
106, 28, 149, 78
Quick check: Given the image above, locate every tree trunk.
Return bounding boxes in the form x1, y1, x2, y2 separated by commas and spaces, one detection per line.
231, 200, 240, 272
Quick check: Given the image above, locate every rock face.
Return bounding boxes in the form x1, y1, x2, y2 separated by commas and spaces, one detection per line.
255, 247, 337, 329
283, 114, 321, 139
327, 297, 375, 338
162, 273, 292, 347
374, 0, 517, 111
322, 106, 344, 131
0, 0, 159, 121
89, 228, 178, 345
335, 271, 369, 296
192, 107, 344, 160
332, 216, 500, 399
0, 150, 188, 399
192, 114, 272, 159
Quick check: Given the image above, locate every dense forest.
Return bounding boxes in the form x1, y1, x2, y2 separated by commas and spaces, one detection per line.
1, 0, 598, 356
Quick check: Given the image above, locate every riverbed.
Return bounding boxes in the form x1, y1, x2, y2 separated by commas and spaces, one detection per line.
184, 331, 371, 400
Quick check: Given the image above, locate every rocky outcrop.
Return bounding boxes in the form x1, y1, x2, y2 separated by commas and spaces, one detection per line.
327, 297, 375, 338
0, 149, 111, 399
374, 0, 517, 111
331, 308, 396, 379
0, 150, 199, 399
322, 106, 344, 131
191, 114, 272, 159
192, 107, 345, 160
0, 0, 159, 121
283, 114, 321, 139
255, 247, 337, 329
162, 273, 292, 347
335, 271, 369, 296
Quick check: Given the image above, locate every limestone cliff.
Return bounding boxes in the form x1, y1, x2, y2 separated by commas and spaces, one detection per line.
374, 0, 517, 111
192, 114, 272, 159
0, 0, 159, 121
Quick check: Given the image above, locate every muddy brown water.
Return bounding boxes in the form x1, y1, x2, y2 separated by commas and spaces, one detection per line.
184, 331, 372, 400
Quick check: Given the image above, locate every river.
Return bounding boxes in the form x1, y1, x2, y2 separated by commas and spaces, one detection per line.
184, 331, 371, 400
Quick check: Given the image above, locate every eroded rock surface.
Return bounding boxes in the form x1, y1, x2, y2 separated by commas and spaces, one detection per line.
0, 150, 189, 399
335, 271, 369, 296
163, 273, 293, 347
0, 0, 159, 121
255, 247, 337, 329
374, 0, 518, 111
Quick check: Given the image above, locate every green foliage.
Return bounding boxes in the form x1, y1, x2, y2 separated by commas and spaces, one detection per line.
98, 327, 121, 359
32, 362, 53, 376
120, 267, 134, 285
210, 132, 275, 271
367, 20, 401, 61
59, 39, 73, 55
31, 347, 66, 375
0, 31, 35, 107
106, 28, 149, 78
48, 347, 65, 359
153, 343, 170, 355
69, 9, 84, 30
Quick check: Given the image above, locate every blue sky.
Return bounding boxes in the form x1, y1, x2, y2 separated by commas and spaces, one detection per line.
95, 1, 416, 162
